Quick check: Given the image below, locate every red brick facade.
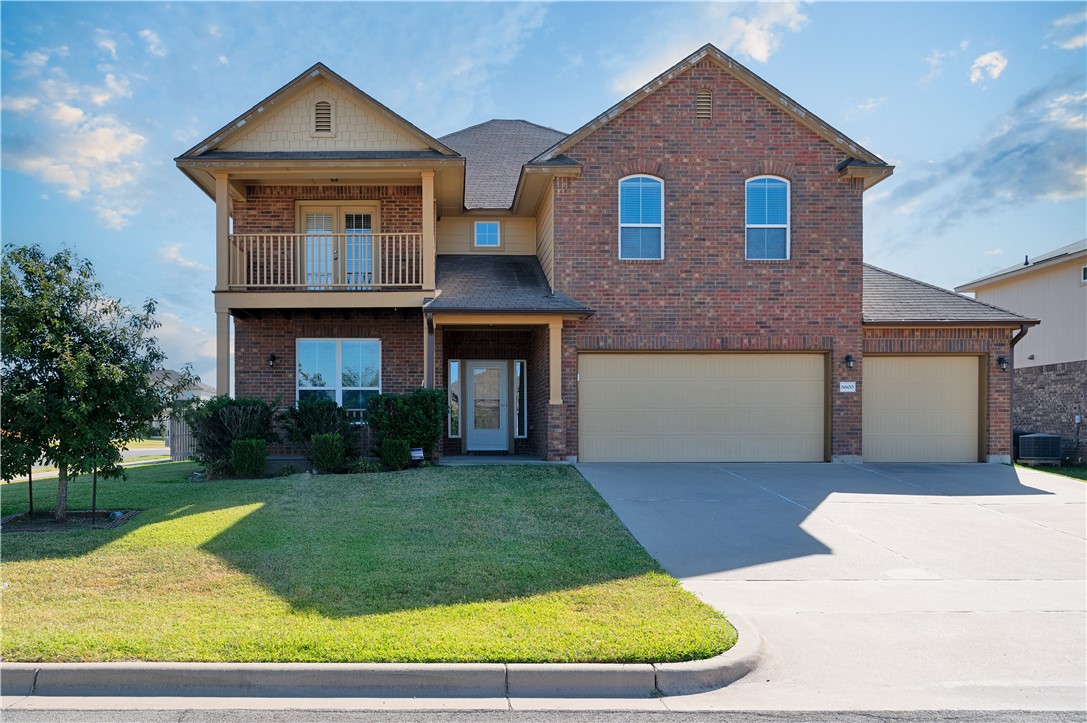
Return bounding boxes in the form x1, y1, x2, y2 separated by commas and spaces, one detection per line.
552, 58, 865, 460
233, 185, 422, 235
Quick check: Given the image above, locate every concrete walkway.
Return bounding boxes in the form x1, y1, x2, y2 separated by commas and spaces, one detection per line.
577, 462, 1087, 711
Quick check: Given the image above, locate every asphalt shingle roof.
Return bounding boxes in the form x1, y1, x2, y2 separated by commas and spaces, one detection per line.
428, 255, 590, 314
863, 264, 1035, 324
194, 150, 451, 161
440, 120, 567, 210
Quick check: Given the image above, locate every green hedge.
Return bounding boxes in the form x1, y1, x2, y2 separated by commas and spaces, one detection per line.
280, 397, 360, 466
184, 396, 278, 479
366, 388, 446, 460
230, 438, 267, 479
311, 432, 346, 474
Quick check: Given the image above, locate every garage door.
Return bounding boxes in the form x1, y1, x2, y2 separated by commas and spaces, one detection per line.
863, 356, 979, 462
578, 353, 825, 462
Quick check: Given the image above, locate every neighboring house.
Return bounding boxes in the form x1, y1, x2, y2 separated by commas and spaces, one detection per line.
957, 240, 1087, 462
176, 44, 1034, 464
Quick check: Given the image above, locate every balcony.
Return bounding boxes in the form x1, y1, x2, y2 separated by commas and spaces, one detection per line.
227, 233, 424, 290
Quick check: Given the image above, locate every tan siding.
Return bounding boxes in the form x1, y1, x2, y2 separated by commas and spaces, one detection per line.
578, 353, 825, 462
863, 356, 979, 462
223, 79, 428, 152
536, 183, 555, 287
971, 257, 1087, 367
436, 217, 536, 254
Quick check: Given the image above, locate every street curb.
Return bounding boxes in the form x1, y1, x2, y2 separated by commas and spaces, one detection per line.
0, 617, 761, 699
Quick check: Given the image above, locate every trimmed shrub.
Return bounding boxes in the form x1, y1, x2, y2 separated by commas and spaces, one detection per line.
367, 388, 446, 460
280, 397, 360, 464
347, 458, 384, 474
276, 464, 299, 477
380, 438, 412, 471
311, 432, 346, 474
184, 396, 278, 478
230, 439, 267, 479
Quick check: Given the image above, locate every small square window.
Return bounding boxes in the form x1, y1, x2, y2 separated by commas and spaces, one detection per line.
474, 222, 500, 248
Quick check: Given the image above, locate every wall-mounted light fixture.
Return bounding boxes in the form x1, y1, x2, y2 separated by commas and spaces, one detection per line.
268, 353, 277, 368
844, 353, 855, 369
996, 356, 1008, 372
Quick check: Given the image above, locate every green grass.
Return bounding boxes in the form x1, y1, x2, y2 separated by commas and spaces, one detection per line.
0, 463, 736, 663
1020, 464, 1087, 482
124, 438, 167, 450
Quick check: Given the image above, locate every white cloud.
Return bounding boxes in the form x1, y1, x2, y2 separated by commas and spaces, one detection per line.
611, 3, 808, 94
920, 39, 970, 84
96, 30, 118, 60
1, 96, 40, 112
138, 29, 167, 58
208, 24, 221, 38
49, 102, 84, 125
844, 96, 887, 121
1044, 92, 1087, 131
154, 311, 217, 374
218, 55, 229, 65
984, 248, 1004, 256
1057, 34, 1087, 50
970, 51, 1008, 85
159, 244, 209, 271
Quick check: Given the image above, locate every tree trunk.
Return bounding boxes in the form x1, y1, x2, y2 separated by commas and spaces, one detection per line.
54, 462, 69, 523
27, 467, 34, 518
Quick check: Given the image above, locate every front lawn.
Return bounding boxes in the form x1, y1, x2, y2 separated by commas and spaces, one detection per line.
0, 463, 735, 663
1020, 464, 1087, 482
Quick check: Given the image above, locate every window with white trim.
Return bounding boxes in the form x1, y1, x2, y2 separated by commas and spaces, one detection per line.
619, 175, 664, 259
448, 360, 461, 438
514, 360, 527, 438
745, 176, 790, 260
296, 339, 380, 418
474, 221, 500, 248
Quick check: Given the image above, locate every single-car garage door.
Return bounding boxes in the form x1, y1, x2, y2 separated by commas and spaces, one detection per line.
863, 356, 980, 462
578, 353, 825, 463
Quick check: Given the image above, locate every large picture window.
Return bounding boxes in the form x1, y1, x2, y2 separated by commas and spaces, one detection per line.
745, 176, 790, 260
619, 175, 664, 259
296, 339, 380, 418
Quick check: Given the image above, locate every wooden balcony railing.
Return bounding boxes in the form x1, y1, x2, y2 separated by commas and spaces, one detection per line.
228, 233, 423, 290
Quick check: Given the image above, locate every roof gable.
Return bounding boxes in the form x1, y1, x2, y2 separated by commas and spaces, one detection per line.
533, 44, 887, 170
179, 63, 457, 158
956, 238, 1087, 291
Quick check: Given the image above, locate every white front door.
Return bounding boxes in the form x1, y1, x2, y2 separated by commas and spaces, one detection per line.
466, 361, 508, 451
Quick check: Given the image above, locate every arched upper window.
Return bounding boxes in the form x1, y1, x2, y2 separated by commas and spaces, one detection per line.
745, 176, 790, 260
618, 175, 664, 259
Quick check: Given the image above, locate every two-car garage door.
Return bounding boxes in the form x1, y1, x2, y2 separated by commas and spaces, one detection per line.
578, 353, 826, 463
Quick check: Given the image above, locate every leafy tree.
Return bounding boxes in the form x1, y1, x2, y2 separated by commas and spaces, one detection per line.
1, 245, 194, 521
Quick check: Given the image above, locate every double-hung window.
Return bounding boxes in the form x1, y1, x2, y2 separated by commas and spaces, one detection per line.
296, 339, 380, 419
619, 175, 664, 259
745, 176, 790, 260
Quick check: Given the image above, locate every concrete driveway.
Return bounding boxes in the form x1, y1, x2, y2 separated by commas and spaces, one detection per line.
577, 463, 1086, 711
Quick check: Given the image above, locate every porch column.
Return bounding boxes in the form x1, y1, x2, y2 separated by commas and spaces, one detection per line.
549, 319, 563, 404
421, 170, 436, 290
215, 311, 230, 396
214, 172, 230, 291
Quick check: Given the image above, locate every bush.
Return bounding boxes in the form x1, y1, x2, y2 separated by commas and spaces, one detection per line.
380, 438, 412, 471
347, 458, 383, 474
311, 432, 346, 474
276, 464, 299, 477
230, 438, 267, 479
367, 388, 446, 460
184, 395, 278, 478
280, 397, 360, 465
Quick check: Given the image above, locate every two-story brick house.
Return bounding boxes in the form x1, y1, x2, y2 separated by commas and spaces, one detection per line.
177, 44, 1034, 464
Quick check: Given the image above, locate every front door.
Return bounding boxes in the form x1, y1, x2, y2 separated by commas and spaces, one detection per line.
466, 361, 508, 451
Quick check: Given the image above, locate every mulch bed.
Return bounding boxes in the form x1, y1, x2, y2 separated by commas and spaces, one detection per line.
0, 509, 141, 533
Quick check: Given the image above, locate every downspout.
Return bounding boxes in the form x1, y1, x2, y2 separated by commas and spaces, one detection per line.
425, 311, 435, 389
1007, 323, 1031, 462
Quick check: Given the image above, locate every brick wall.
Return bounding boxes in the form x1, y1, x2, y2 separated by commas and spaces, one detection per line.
863, 326, 1016, 459
551, 58, 865, 459
233, 185, 422, 234
1014, 359, 1087, 463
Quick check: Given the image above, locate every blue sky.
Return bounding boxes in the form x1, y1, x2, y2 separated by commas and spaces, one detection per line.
2, 2, 1085, 383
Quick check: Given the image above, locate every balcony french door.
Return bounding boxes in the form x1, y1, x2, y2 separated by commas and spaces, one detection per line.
301, 204, 379, 290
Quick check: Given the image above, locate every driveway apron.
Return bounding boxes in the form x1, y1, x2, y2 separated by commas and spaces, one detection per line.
578, 462, 1087, 711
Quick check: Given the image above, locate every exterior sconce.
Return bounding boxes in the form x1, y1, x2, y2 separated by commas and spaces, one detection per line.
268, 354, 277, 368
844, 354, 855, 369
997, 356, 1008, 372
